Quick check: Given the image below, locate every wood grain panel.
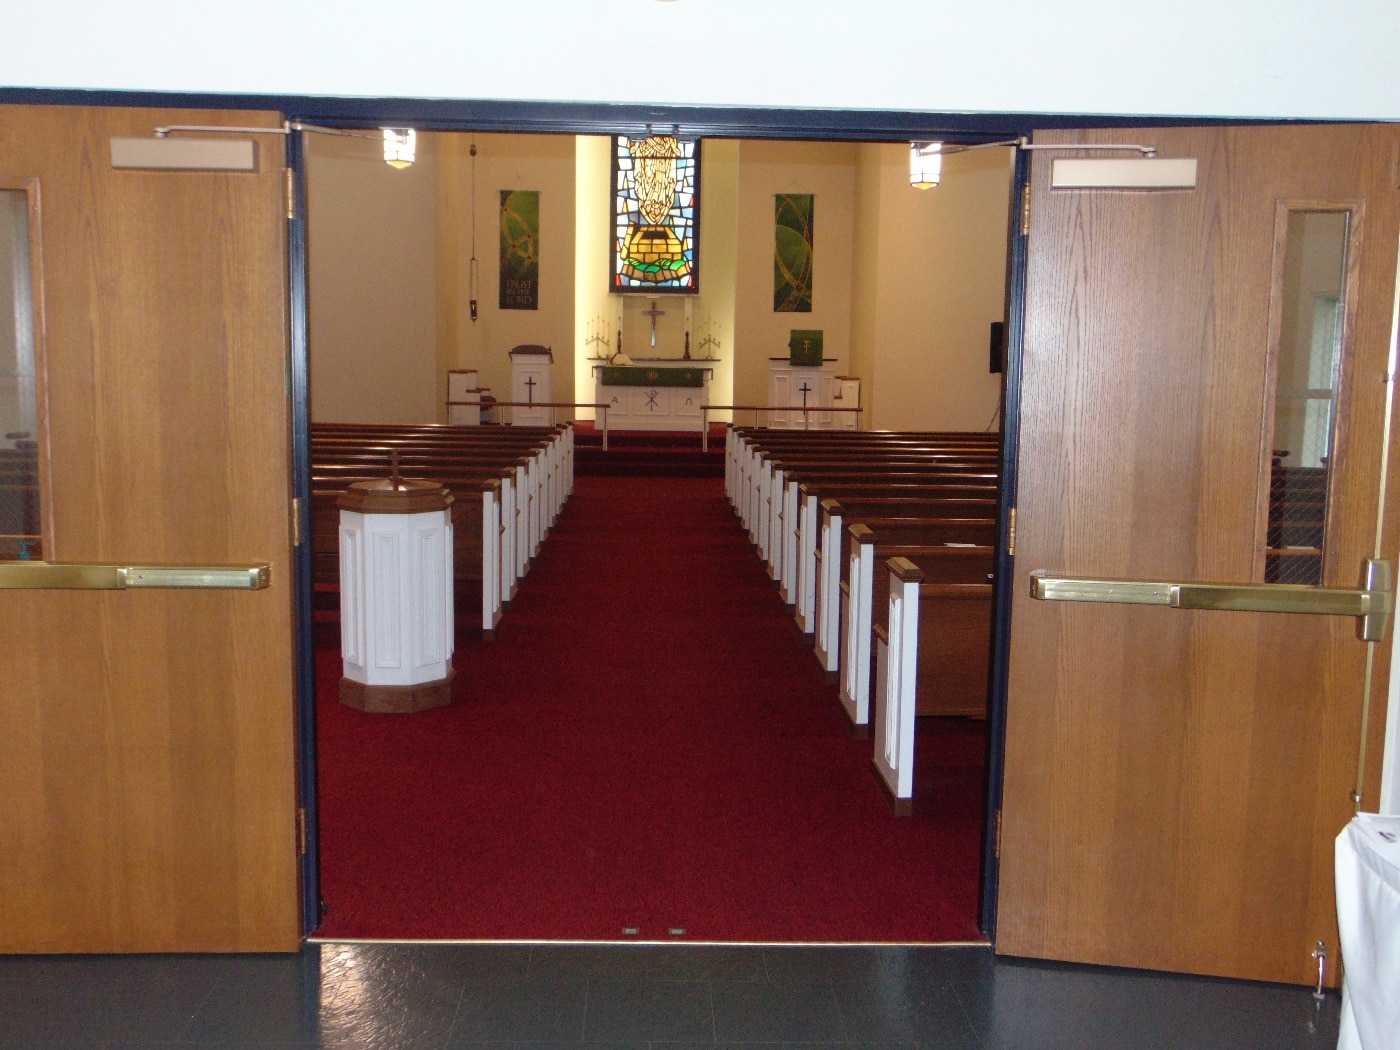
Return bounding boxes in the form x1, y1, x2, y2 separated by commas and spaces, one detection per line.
0, 105, 297, 952
998, 125, 1400, 985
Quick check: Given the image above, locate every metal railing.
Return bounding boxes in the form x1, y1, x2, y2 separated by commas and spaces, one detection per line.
446, 401, 612, 449
699, 405, 864, 451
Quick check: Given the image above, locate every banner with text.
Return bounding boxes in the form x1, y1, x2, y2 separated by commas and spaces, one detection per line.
499, 190, 539, 310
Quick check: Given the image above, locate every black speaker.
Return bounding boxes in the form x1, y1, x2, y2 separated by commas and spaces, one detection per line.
989, 320, 1005, 374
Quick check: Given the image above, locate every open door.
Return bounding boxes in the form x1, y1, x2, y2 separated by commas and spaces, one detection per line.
997, 125, 1400, 986
0, 105, 299, 952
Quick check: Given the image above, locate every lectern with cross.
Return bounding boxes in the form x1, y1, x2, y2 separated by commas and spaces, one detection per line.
508, 344, 554, 426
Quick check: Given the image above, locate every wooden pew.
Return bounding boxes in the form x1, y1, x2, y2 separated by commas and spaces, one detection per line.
749, 455, 999, 581
838, 530, 994, 734
739, 446, 999, 547
817, 503, 997, 669
872, 556, 994, 812
312, 424, 571, 559
725, 426, 999, 509
783, 477, 998, 623
834, 529, 991, 733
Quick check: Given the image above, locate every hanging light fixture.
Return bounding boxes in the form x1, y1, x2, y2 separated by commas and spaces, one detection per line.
382, 128, 416, 169
910, 142, 943, 189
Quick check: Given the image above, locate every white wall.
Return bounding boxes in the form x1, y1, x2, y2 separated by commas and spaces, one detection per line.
6, 2, 1400, 121
438, 133, 576, 411
864, 144, 1013, 432
306, 132, 438, 423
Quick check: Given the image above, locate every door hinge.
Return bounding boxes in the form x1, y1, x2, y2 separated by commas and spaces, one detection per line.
1007, 507, 1017, 557
296, 807, 308, 855
994, 808, 1003, 858
1020, 192, 1031, 236
284, 167, 296, 220
291, 496, 303, 548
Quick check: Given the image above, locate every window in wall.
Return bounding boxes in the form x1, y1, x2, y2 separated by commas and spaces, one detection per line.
610, 134, 700, 293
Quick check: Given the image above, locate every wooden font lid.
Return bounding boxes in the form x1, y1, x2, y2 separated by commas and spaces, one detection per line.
336, 452, 454, 514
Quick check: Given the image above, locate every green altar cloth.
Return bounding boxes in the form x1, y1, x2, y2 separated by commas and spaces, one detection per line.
597, 365, 706, 387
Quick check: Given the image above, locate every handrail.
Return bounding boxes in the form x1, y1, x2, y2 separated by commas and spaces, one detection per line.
699, 405, 864, 451
445, 401, 611, 450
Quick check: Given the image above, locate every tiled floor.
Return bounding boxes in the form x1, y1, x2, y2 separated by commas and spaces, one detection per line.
0, 942, 1340, 1049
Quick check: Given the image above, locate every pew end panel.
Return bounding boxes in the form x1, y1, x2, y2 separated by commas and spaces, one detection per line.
871, 557, 923, 813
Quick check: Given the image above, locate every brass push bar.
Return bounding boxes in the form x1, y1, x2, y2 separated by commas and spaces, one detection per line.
0, 563, 270, 590
1030, 559, 1392, 642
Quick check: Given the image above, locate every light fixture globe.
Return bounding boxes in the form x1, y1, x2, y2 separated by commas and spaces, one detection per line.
910, 141, 943, 188
383, 128, 416, 169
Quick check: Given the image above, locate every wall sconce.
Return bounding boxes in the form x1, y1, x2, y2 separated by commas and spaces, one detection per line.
910, 142, 943, 189
383, 128, 416, 169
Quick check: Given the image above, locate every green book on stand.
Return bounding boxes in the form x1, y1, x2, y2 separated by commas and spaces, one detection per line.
788, 329, 824, 367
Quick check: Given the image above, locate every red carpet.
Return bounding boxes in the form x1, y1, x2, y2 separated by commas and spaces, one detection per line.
314, 475, 987, 942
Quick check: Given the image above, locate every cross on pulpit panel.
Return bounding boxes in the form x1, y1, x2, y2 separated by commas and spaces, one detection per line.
798, 382, 813, 406
524, 376, 537, 404
642, 300, 666, 347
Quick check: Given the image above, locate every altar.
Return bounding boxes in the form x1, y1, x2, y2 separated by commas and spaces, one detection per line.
592, 358, 715, 432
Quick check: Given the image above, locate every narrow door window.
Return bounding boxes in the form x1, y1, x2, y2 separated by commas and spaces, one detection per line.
1263, 207, 1354, 585
0, 183, 44, 561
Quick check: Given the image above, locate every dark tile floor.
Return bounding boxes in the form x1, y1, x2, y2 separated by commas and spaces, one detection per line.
0, 942, 1340, 1049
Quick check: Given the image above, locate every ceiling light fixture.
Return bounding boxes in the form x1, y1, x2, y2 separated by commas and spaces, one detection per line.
382, 128, 416, 169
910, 142, 943, 189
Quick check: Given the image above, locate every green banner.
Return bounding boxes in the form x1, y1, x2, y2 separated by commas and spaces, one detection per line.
774, 193, 814, 313
499, 190, 539, 310
597, 366, 706, 388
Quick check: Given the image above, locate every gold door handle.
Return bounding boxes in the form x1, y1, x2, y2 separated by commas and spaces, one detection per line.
0, 562, 271, 590
1031, 559, 1392, 642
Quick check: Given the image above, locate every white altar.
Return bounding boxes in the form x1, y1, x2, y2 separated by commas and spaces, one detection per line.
592, 358, 715, 432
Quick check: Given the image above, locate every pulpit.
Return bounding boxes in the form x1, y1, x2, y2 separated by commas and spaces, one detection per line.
509, 345, 553, 426
593, 358, 714, 431
768, 357, 840, 429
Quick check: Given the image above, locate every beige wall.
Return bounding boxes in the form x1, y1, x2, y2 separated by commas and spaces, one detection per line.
573, 136, 612, 421
306, 132, 439, 423
860, 144, 1014, 432
733, 141, 858, 412
694, 140, 739, 420
438, 133, 576, 415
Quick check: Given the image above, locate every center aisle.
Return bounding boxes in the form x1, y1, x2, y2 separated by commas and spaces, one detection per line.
315, 474, 986, 942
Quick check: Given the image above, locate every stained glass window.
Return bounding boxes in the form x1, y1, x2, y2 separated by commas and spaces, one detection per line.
610, 135, 700, 293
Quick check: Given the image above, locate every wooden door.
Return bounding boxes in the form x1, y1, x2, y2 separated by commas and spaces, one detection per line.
998, 125, 1400, 986
0, 105, 299, 952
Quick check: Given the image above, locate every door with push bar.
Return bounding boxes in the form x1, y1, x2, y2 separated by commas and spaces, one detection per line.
0, 105, 299, 953
997, 124, 1400, 986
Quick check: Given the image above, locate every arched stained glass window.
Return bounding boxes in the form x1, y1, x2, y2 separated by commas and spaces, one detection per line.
610, 134, 700, 293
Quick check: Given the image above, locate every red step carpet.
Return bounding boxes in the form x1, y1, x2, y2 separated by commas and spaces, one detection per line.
314, 475, 986, 942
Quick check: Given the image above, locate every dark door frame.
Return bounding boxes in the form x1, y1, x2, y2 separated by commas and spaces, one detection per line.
283, 102, 1034, 941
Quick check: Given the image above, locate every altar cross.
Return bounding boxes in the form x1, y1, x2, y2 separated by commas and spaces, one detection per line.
798, 381, 813, 406
524, 376, 537, 405
642, 299, 666, 347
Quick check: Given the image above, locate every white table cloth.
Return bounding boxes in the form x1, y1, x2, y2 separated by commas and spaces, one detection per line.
1337, 813, 1400, 1050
